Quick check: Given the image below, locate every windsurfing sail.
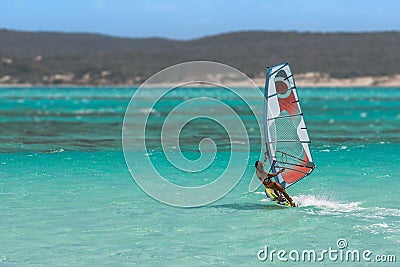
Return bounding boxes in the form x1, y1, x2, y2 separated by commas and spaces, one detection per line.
264, 63, 315, 188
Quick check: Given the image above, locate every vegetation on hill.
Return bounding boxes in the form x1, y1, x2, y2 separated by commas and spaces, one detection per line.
1, 29, 399, 84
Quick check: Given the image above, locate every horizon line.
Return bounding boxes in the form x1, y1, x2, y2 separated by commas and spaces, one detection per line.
1, 27, 400, 41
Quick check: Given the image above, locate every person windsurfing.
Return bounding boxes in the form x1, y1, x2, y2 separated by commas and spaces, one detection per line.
255, 156, 296, 207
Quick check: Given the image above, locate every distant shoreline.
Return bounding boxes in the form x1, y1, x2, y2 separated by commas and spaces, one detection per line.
3, 77, 399, 88
1, 72, 400, 88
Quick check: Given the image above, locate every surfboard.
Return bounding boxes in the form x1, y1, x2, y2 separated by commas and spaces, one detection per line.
264, 188, 292, 207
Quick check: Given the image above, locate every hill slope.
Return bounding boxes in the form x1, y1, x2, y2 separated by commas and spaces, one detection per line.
1, 29, 399, 85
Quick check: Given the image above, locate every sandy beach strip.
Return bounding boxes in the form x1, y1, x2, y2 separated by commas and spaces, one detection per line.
1, 72, 400, 88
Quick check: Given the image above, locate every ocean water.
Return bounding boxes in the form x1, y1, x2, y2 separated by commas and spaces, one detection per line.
0, 87, 399, 266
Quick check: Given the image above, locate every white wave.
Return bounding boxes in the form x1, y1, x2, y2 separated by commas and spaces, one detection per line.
368, 207, 400, 217
371, 223, 389, 228
293, 194, 364, 213
49, 148, 64, 153
231, 140, 247, 145
355, 223, 398, 235
253, 191, 271, 202
138, 108, 157, 114
72, 109, 97, 114
254, 192, 400, 220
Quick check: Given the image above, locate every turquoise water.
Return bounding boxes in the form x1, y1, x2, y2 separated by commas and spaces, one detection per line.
0, 87, 399, 266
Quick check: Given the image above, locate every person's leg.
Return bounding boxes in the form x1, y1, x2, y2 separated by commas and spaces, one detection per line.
273, 189, 283, 201
272, 183, 293, 203
267, 181, 283, 201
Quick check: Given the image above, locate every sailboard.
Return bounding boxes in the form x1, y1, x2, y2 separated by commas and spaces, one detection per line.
264, 188, 292, 207
263, 63, 315, 206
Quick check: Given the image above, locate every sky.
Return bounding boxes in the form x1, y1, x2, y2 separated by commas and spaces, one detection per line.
0, 0, 399, 40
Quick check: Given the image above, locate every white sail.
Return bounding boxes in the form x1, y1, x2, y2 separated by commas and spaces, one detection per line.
264, 63, 315, 188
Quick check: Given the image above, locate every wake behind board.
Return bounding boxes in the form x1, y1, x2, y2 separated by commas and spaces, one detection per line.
264, 188, 292, 207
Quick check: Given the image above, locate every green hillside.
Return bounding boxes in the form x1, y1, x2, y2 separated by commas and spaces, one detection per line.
1, 29, 399, 84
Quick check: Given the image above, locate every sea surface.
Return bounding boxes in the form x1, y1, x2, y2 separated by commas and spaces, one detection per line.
0, 86, 399, 266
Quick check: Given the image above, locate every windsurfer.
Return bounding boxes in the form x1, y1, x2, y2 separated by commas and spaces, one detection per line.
255, 158, 296, 207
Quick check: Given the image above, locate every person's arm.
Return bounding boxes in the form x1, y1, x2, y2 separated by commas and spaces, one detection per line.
262, 152, 268, 166
270, 168, 285, 177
